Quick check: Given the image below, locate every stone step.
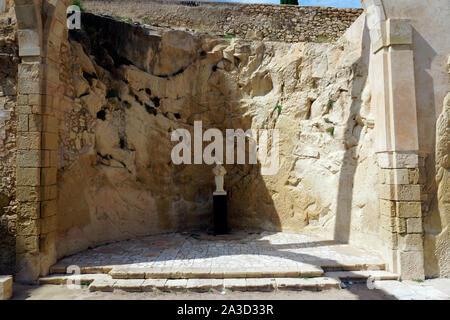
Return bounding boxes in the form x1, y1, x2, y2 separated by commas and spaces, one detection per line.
40, 274, 341, 292
108, 264, 324, 279
325, 270, 399, 282
49, 264, 113, 274
39, 274, 111, 285
321, 263, 386, 272
49, 262, 387, 277
0, 276, 13, 300
89, 277, 341, 293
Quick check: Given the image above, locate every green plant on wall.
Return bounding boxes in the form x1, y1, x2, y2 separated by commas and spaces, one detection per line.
71, 0, 85, 12
280, 0, 299, 5
106, 88, 118, 99
273, 105, 282, 115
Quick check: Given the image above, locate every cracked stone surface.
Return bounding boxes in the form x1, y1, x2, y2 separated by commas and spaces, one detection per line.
51, 231, 386, 275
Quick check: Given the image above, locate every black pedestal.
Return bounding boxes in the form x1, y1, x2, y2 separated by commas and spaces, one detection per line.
213, 194, 228, 235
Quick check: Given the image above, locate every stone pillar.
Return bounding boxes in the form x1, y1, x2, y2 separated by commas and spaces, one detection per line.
15, 59, 43, 282
370, 17, 425, 280
378, 153, 425, 280
14, 0, 66, 282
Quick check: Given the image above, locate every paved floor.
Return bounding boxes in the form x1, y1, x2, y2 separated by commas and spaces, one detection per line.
373, 279, 450, 300
52, 231, 386, 272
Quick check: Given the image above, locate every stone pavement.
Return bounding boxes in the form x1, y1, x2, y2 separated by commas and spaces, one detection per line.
39, 231, 404, 293
50, 231, 387, 275
374, 279, 450, 300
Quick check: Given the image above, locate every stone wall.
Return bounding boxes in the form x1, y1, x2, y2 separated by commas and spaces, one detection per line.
0, 8, 18, 275
83, 0, 363, 43
53, 13, 381, 258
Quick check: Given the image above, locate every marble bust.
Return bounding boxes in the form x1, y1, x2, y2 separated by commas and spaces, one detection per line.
212, 164, 227, 195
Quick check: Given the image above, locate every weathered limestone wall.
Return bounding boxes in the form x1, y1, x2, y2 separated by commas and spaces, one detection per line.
0, 7, 18, 275
54, 13, 381, 258
83, 0, 363, 43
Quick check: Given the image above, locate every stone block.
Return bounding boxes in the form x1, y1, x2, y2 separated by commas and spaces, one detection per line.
18, 67, 41, 94
380, 168, 409, 185
109, 268, 146, 279
396, 185, 421, 201
145, 268, 172, 279
224, 278, 247, 291
398, 234, 423, 252
41, 150, 58, 168
408, 169, 420, 184
17, 30, 41, 57
113, 279, 144, 292
18, 202, 40, 219
380, 214, 396, 230
406, 218, 422, 234
380, 199, 396, 217
16, 235, 39, 254
16, 186, 41, 202
28, 94, 41, 105
183, 267, 212, 279
377, 152, 420, 169
381, 228, 398, 249
379, 184, 421, 201
17, 218, 40, 236
396, 202, 422, 218
398, 251, 425, 280
16, 105, 32, 115
17, 150, 41, 168
41, 200, 57, 218
42, 115, 58, 133
41, 167, 57, 186
221, 268, 247, 278
396, 218, 406, 234
28, 114, 42, 132
17, 114, 28, 131
141, 279, 167, 292
186, 279, 223, 292
17, 132, 41, 150
16, 167, 40, 186
387, 19, 412, 46
17, 94, 28, 105
89, 279, 116, 292
276, 277, 340, 291
245, 278, 275, 292
164, 279, 188, 292
369, 20, 387, 53
41, 185, 57, 201
0, 276, 13, 300
16, 253, 41, 284
41, 215, 57, 234
39, 232, 56, 256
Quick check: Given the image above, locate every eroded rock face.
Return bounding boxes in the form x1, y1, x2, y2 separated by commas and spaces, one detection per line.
0, 9, 17, 274
56, 14, 379, 258
433, 59, 450, 277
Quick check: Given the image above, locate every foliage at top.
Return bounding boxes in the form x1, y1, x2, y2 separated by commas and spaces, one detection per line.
71, 0, 85, 12
280, 0, 299, 5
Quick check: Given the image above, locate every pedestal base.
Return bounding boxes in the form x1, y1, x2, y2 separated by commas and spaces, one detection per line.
213, 193, 228, 235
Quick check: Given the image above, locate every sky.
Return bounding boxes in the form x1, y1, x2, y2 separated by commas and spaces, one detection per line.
208, 0, 362, 8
